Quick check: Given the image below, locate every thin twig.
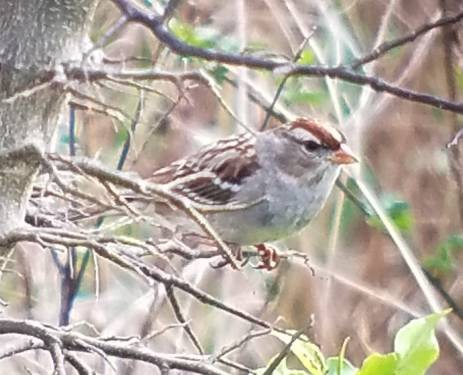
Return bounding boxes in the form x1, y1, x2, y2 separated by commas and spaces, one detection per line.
351, 8, 463, 68
440, 0, 463, 226
92, 16, 128, 51
261, 28, 316, 130
70, 92, 145, 320
144, 321, 192, 342
65, 352, 94, 375
424, 269, 463, 322
48, 154, 240, 268
351, 173, 463, 355
262, 327, 307, 375
165, 285, 204, 355
214, 329, 271, 360
109, 0, 463, 115
161, 0, 182, 22
47, 339, 66, 375
0, 339, 44, 360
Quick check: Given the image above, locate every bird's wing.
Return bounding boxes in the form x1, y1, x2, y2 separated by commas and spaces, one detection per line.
150, 132, 259, 206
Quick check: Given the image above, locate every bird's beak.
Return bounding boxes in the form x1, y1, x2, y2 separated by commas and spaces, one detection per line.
328, 144, 358, 165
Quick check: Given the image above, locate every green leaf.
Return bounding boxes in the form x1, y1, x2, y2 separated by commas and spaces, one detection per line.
255, 357, 306, 375
169, 20, 215, 49
60, 133, 71, 145
336, 337, 352, 375
445, 234, 463, 248
208, 65, 229, 84
272, 331, 326, 375
454, 66, 463, 92
281, 78, 328, 106
393, 310, 449, 375
326, 357, 358, 375
255, 311, 446, 375
423, 234, 463, 276
169, 20, 239, 52
423, 248, 454, 275
298, 49, 316, 65
367, 194, 413, 233
357, 353, 398, 375
286, 90, 327, 105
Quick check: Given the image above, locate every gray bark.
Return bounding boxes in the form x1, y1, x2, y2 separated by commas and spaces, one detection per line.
0, 0, 96, 235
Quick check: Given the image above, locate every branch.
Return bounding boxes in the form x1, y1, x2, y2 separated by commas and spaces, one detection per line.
48, 154, 240, 268
440, 0, 463, 227
64, 352, 93, 375
110, 0, 463, 115
0, 319, 227, 375
136, 261, 274, 330
0, 339, 44, 360
161, 0, 182, 22
165, 285, 204, 355
262, 328, 307, 375
351, 9, 463, 68
424, 269, 463, 323
0, 225, 283, 336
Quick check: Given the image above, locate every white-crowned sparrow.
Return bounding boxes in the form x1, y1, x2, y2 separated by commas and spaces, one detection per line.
150, 118, 357, 247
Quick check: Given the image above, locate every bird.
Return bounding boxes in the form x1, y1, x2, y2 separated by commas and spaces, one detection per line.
149, 117, 357, 263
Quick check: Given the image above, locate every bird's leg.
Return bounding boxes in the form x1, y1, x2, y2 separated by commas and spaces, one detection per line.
185, 231, 281, 270
253, 244, 281, 270
210, 244, 281, 270
210, 243, 250, 269
179, 232, 247, 269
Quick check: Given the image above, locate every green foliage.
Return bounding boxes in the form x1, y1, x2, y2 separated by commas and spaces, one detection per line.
115, 124, 129, 147
263, 275, 281, 301
357, 353, 399, 375
393, 311, 448, 375
454, 66, 463, 93
255, 311, 447, 375
423, 234, 463, 276
60, 133, 74, 146
170, 19, 239, 52
273, 331, 326, 374
254, 330, 327, 375
326, 357, 357, 375
282, 79, 328, 106
255, 358, 306, 375
367, 194, 413, 233
298, 49, 316, 65
209, 64, 229, 84
169, 19, 240, 84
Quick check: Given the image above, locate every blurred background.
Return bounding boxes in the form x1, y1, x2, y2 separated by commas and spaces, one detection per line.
2, 0, 463, 373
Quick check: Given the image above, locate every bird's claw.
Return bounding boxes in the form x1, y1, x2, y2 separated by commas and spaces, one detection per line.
253, 244, 280, 270
210, 243, 280, 270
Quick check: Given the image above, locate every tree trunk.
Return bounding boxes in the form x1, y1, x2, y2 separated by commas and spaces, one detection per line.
0, 0, 96, 235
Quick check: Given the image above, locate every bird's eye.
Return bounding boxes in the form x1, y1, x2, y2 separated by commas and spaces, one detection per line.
303, 140, 321, 152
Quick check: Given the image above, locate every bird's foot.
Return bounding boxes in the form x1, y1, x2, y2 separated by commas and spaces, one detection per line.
253, 243, 280, 270
210, 243, 280, 270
